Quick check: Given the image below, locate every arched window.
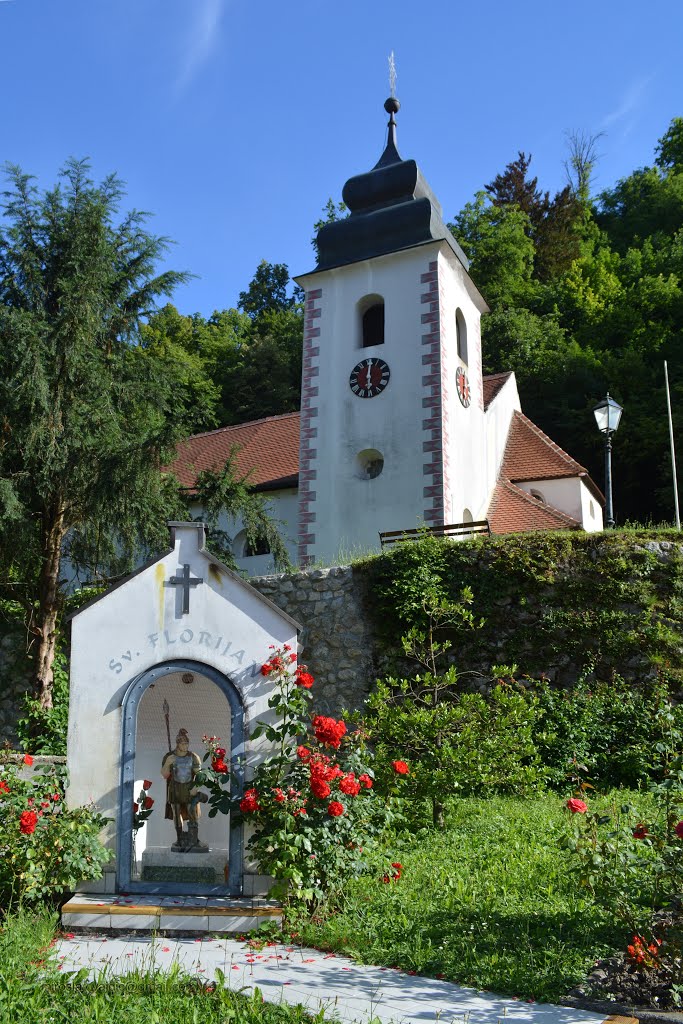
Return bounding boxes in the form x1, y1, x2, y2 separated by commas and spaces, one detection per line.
530, 489, 545, 503
358, 295, 385, 348
455, 308, 468, 364
233, 530, 270, 558
462, 508, 473, 523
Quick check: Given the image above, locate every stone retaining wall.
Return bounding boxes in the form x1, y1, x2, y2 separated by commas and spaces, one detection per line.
251, 566, 374, 714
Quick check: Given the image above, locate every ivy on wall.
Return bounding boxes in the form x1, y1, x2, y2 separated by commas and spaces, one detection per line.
354, 531, 683, 691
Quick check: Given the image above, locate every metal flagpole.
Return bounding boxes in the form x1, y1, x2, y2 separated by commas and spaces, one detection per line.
664, 361, 681, 530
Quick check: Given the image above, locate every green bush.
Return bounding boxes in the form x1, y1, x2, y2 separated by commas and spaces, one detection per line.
15, 647, 70, 755
531, 675, 683, 790
0, 753, 112, 908
365, 670, 544, 827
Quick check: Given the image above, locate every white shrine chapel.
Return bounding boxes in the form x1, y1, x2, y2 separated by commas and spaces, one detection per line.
172, 97, 604, 574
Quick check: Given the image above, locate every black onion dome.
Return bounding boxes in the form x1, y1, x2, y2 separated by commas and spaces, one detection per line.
314, 98, 469, 272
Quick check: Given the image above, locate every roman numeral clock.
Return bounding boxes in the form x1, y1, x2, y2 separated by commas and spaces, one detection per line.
349, 357, 390, 398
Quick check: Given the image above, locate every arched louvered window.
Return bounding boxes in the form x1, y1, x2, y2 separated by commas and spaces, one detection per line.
455, 308, 468, 364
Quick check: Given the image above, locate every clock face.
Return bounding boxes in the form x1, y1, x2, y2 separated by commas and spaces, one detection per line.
456, 366, 471, 408
349, 357, 390, 398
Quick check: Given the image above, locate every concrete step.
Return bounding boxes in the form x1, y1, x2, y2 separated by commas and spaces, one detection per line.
62, 893, 282, 934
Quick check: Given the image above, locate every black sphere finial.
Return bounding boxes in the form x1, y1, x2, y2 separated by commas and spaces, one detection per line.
384, 96, 400, 116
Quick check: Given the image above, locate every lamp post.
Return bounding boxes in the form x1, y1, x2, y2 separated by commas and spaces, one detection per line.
593, 393, 623, 528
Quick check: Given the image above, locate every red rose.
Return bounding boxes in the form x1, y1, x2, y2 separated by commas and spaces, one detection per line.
327, 801, 344, 817
339, 773, 361, 797
312, 715, 347, 749
566, 798, 588, 814
391, 862, 403, 880
633, 824, 649, 840
0, 780, 9, 795
260, 663, 273, 676
295, 669, 314, 689
311, 778, 331, 799
143, 780, 153, 790
143, 796, 154, 810
23, 754, 33, 766
273, 788, 286, 803
214, 747, 226, 759
674, 821, 683, 839
392, 760, 409, 775
240, 788, 260, 813
212, 759, 228, 774
133, 802, 139, 813
297, 746, 311, 761
52, 793, 60, 802
359, 774, 373, 789
20, 810, 38, 834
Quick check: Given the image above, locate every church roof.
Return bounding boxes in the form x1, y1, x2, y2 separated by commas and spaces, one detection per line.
482, 371, 513, 410
311, 98, 470, 274
171, 412, 300, 493
488, 480, 582, 534
170, 388, 602, 523
502, 410, 604, 501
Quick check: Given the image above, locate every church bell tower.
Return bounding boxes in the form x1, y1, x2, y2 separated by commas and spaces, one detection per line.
295, 97, 489, 566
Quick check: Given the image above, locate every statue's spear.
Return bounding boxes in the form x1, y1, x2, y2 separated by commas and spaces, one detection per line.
162, 699, 172, 752
162, 699, 175, 821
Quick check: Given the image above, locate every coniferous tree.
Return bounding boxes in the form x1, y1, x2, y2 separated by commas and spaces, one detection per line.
0, 161, 289, 714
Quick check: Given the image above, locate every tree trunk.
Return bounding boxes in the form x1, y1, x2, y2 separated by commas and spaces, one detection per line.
432, 799, 445, 830
33, 504, 65, 713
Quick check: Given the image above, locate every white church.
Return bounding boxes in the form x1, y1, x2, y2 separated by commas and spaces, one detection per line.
172, 97, 604, 575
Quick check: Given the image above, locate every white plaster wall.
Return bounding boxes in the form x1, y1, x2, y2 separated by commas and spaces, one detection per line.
579, 479, 604, 531
484, 375, 521, 513
438, 248, 489, 523
517, 477, 602, 530
298, 246, 439, 563
66, 523, 298, 882
191, 488, 299, 577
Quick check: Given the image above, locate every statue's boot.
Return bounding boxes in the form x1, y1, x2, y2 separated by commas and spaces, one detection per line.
172, 826, 191, 853
188, 822, 209, 853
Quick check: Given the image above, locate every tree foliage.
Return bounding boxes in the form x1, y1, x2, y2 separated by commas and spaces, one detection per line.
0, 161, 289, 715
450, 117, 683, 524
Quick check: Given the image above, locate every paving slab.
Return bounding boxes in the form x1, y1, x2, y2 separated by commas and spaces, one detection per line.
52, 935, 625, 1024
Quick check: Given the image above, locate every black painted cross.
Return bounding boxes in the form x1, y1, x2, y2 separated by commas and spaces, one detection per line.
169, 563, 204, 615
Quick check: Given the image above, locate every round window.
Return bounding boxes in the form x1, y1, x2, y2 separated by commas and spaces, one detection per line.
355, 449, 384, 480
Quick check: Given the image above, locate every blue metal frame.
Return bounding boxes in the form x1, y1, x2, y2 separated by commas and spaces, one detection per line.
118, 659, 245, 896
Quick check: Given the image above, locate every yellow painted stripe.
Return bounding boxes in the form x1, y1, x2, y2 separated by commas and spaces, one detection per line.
64, 903, 281, 918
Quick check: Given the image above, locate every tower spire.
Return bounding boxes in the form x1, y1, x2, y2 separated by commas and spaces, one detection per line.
376, 51, 401, 168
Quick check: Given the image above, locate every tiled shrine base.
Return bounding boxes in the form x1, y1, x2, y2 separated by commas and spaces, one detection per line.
61, 894, 282, 934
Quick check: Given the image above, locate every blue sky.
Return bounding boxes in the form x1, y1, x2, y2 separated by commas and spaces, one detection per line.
1, 0, 681, 316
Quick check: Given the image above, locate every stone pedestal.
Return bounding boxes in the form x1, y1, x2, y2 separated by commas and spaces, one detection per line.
140, 846, 228, 885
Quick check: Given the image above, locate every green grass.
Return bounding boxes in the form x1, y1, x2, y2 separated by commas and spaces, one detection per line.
299, 793, 644, 1004
0, 908, 327, 1024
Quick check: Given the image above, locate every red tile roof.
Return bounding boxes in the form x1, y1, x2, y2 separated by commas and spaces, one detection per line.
488, 480, 581, 534
482, 371, 513, 410
170, 378, 603, 540
502, 411, 604, 502
170, 412, 300, 492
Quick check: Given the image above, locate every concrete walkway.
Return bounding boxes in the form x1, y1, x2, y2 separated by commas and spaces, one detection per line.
53, 934, 617, 1024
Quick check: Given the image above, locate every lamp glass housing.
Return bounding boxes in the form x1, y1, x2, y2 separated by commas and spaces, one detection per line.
593, 394, 623, 434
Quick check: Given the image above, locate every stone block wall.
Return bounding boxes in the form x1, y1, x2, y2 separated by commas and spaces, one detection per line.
251, 566, 375, 714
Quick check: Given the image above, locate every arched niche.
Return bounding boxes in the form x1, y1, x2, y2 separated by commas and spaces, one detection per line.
455, 308, 468, 364
357, 294, 385, 348
118, 659, 244, 896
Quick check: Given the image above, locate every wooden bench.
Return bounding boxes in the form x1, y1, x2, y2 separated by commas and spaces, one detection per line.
379, 520, 491, 548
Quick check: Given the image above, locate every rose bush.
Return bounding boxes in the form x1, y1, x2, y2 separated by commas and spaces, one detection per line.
201, 645, 404, 906
0, 752, 112, 906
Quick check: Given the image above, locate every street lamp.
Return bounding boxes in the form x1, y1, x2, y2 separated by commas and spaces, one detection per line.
593, 393, 623, 528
